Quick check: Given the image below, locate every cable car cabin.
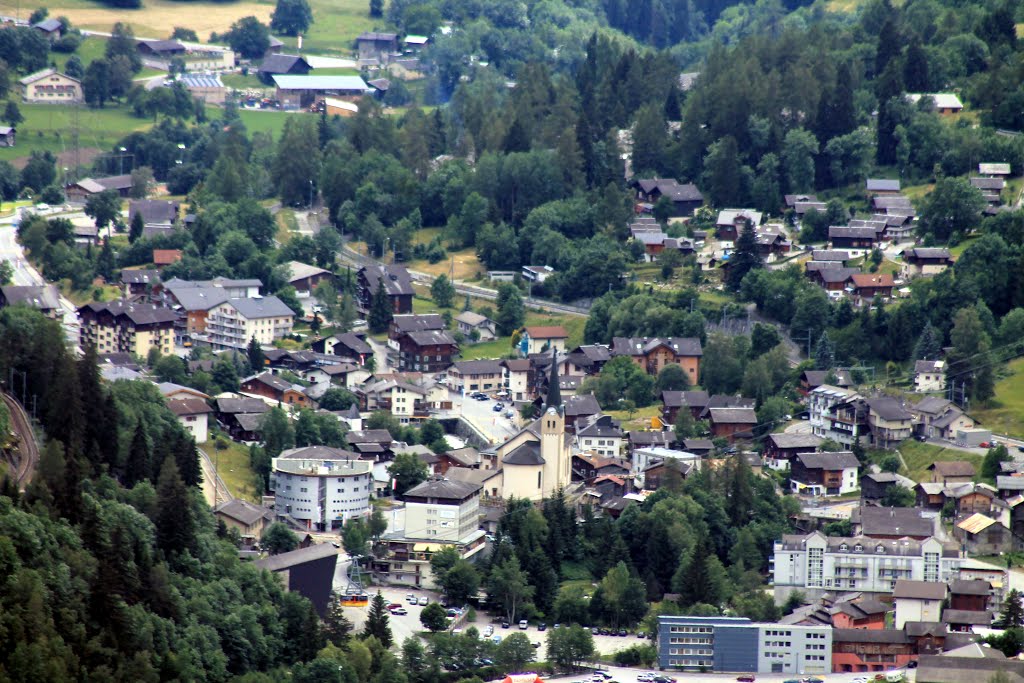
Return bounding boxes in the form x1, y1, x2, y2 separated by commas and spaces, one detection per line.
340, 593, 368, 607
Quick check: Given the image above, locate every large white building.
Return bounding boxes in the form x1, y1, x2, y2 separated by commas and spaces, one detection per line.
371, 477, 486, 587
205, 296, 294, 350
771, 531, 964, 604
271, 446, 373, 531
807, 385, 860, 439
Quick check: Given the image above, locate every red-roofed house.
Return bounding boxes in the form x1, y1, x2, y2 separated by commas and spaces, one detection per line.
153, 249, 183, 267
521, 326, 568, 355
849, 273, 894, 300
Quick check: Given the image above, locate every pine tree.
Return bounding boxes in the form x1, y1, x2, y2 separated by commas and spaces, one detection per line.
129, 211, 145, 243
125, 419, 151, 487
814, 331, 836, 370
323, 591, 354, 646
247, 335, 265, 373
156, 457, 196, 559
368, 280, 393, 333
913, 323, 942, 361
363, 591, 393, 647
725, 220, 763, 290
999, 589, 1024, 628
174, 432, 201, 488
729, 451, 754, 527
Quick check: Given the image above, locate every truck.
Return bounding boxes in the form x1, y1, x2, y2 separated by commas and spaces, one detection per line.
956, 428, 992, 448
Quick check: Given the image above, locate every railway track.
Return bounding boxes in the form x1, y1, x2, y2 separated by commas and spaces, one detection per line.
2, 393, 38, 489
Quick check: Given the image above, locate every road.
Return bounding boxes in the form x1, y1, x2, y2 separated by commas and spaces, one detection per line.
453, 389, 521, 445
337, 242, 590, 318
1, 392, 38, 489
0, 208, 80, 346
197, 446, 233, 508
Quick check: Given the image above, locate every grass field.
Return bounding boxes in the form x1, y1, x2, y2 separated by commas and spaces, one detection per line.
203, 435, 261, 503
897, 440, 983, 483
606, 404, 662, 431
4, 0, 376, 53
0, 101, 150, 163
971, 358, 1024, 438
221, 73, 266, 91
237, 109, 296, 137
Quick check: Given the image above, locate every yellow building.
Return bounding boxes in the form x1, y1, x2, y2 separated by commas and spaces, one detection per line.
19, 68, 82, 103
78, 300, 175, 356
498, 406, 573, 501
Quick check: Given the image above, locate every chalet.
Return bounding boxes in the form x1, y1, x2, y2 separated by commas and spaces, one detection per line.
213, 499, 274, 548
455, 311, 496, 341
610, 336, 702, 383
944, 482, 995, 516
970, 176, 1005, 199
979, 163, 1011, 176
755, 229, 791, 257
811, 250, 850, 263
866, 397, 913, 448
358, 377, 447, 422
942, 609, 993, 633
394, 329, 459, 373
627, 430, 677, 453
917, 482, 947, 509
129, 199, 180, 232
997, 475, 1024, 500
949, 579, 993, 612
356, 32, 398, 63
153, 249, 182, 267
448, 359, 503, 393
312, 332, 373, 362
851, 506, 934, 540
0, 284, 62, 318
257, 54, 311, 84
630, 178, 704, 216
563, 394, 602, 427
790, 451, 859, 496
215, 397, 269, 441
64, 174, 133, 201
357, 264, 414, 315
272, 74, 372, 109
0, 125, 14, 147
521, 264, 555, 284
33, 17, 62, 42
241, 372, 312, 408
660, 389, 710, 423
389, 314, 446, 340
956, 513, 1010, 555
681, 438, 714, 456
902, 248, 953, 278
893, 580, 947, 629
866, 178, 901, 195
121, 269, 160, 297
520, 326, 568, 355
715, 209, 762, 240
800, 369, 853, 394
829, 226, 879, 250
698, 394, 755, 421
849, 273, 895, 300
167, 396, 213, 443
707, 407, 757, 443
575, 414, 624, 458
137, 39, 187, 58
809, 266, 861, 291
285, 261, 335, 295
502, 358, 531, 401
906, 92, 964, 115
861, 472, 903, 502
928, 461, 976, 485
19, 68, 82, 103
763, 433, 824, 469
872, 195, 914, 214
632, 227, 669, 261
266, 35, 284, 55
914, 397, 974, 441
78, 300, 175, 356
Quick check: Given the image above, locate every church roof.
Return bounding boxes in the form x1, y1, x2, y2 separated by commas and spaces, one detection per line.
502, 441, 544, 465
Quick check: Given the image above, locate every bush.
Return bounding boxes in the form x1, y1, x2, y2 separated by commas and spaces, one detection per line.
51, 33, 82, 53
613, 644, 657, 667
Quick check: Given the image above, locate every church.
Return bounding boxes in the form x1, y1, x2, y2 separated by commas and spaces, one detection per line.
494, 351, 573, 501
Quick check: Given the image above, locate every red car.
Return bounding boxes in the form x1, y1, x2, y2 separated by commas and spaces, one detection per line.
387, 603, 402, 610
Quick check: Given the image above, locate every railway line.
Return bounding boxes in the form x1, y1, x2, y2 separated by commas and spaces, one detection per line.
2, 393, 38, 489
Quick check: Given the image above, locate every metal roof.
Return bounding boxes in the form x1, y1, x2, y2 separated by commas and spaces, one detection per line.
272, 75, 370, 91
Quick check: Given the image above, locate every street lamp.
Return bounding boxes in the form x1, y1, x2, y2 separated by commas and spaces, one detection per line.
308, 179, 314, 209
118, 146, 127, 175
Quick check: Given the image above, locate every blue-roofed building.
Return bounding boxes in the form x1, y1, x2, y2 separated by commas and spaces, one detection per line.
272, 74, 372, 109
658, 615, 832, 676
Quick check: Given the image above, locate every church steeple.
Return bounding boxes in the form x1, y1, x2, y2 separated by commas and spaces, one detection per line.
545, 347, 561, 411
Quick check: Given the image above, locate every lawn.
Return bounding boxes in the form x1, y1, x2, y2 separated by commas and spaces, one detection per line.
277, 0, 379, 54
606, 404, 663, 431
203, 434, 261, 503
276, 208, 299, 243
237, 109, 296, 137
0, 102, 151, 163
52, 34, 108, 70
222, 73, 267, 91
896, 440, 983, 483
971, 358, 1024, 438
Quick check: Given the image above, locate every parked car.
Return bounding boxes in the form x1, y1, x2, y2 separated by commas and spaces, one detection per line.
418, 597, 428, 606
653, 677, 676, 683
518, 619, 528, 629
493, 403, 504, 412
592, 673, 613, 681
389, 607, 408, 616
501, 620, 510, 629
406, 593, 417, 603
387, 603, 402, 610
736, 676, 756, 683
447, 609, 459, 618
637, 674, 657, 683
618, 629, 628, 636
504, 410, 515, 419
483, 626, 494, 637
801, 678, 824, 683
636, 631, 646, 638
538, 622, 546, 631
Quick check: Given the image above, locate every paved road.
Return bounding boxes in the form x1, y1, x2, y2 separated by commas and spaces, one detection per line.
0, 208, 80, 346
454, 389, 520, 445
552, 668, 912, 683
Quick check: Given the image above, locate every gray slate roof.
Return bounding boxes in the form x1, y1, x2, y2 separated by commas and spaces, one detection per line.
404, 478, 482, 500
229, 296, 294, 319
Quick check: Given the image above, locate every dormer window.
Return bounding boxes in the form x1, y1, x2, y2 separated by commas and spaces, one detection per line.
854, 544, 863, 553
839, 543, 848, 551
876, 545, 885, 554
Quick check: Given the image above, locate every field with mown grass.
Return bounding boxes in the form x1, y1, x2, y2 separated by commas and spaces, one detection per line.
895, 440, 983, 483
0, 102, 150, 163
203, 434, 261, 503
971, 358, 1024, 439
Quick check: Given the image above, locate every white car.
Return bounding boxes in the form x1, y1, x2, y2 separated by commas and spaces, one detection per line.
518, 620, 529, 630
638, 674, 657, 683
483, 625, 494, 637
851, 677, 868, 683
389, 607, 408, 616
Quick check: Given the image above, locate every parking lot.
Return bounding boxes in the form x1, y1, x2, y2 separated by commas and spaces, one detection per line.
556, 669, 914, 683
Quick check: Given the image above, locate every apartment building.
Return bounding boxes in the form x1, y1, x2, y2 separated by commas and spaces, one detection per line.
658, 616, 832, 676
771, 531, 964, 604
271, 447, 373, 531
205, 296, 294, 350
78, 300, 176, 356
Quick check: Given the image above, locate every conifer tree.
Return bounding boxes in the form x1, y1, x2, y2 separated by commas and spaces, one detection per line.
129, 211, 145, 243
368, 280, 392, 333
363, 592, 393, 647
913, 323, 942, 361
156, 457, 196, 559
247, 335, 265, 373
814, 331, 836, 370
125, 419, 151, 487
323, 591, 354, 646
